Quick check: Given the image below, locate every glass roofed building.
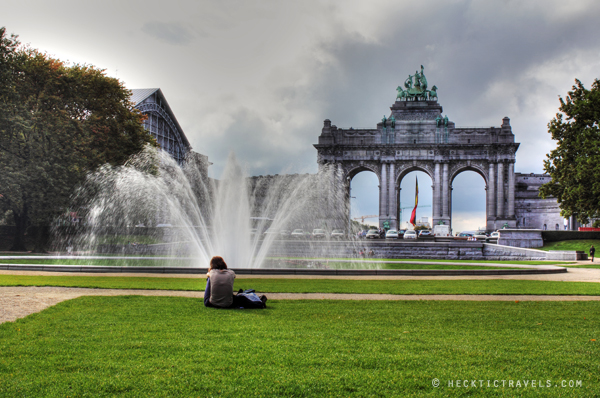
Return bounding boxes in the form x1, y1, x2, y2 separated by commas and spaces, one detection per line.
130, 88, 192, 165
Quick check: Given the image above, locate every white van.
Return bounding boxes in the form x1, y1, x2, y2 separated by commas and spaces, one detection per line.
433, 224, 451, 237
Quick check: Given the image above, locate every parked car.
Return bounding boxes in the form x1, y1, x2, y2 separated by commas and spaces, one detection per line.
263, 228, 279, 237
331, 229, 345, 239
312, 229, 327, 239
418, 230, 432, 237
456, 231, 475, 240
403, 230, 418, 239
385, 229, 400, 239
291, 229, 306, 238
474, 231, 488, 241
490, 231, 499, 238
366, 229, 380, 239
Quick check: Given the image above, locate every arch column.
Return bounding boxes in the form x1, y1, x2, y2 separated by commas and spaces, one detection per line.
496, 162, 504, 220
508, 161, 515, 218
388, 163, 397, 230
432, 162, 442, 226
442, 163, 450, 226
379, 163, 387, 228
487, 163, 496, 231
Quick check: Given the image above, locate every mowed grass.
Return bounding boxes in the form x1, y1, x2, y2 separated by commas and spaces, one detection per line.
541, 239, 600, 253
0, 258, 197, 267
273, 257, 572, 265
0, 297, 598, 397
2, 275, 600, 295
0, 257, 565, 267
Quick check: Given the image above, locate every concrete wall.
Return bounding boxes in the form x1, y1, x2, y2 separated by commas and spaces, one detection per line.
498, 229, 544, 248
482, 243, 547, 260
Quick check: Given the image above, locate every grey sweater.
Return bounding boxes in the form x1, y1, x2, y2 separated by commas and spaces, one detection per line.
209, 269, 236, 307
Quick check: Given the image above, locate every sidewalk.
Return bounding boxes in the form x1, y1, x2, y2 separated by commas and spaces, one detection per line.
3, 286, 600, 324
2, 266, 600, 282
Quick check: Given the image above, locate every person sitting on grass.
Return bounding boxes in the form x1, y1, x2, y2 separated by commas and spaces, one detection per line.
204, 256, 267, 309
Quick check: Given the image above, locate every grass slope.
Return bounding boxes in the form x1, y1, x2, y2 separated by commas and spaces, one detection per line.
541, 239, 600, 252
0, 297, 598, 397
2, 275, 600, 295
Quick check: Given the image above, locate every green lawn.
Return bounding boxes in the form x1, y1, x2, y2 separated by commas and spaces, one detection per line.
0, 258, 197, 267
272, 257, 572, 265
0, 257, 568, 268
0, 297, 597, 397
0, 258, 523, 269
2, 275, 600, 295
541, 239, 600, 253
93, 235, 163, 245
566, 263, 600, 269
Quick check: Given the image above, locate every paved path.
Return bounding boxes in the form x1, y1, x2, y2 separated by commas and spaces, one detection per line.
2, 266, 600, 324
3, 285, 600, 325
2, 266, 600, 281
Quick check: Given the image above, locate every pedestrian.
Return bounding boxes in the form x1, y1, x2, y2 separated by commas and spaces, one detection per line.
590, 245, 595, 262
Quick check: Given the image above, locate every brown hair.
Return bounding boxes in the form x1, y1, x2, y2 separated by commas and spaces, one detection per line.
209, 256, 227, 270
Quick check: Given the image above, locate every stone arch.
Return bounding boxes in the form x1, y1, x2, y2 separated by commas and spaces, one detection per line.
395, 163, 434, 229
450, 162, 488, 186
450, 164, 489, 233
344, 164, 381, 184
395, 163, 434, 187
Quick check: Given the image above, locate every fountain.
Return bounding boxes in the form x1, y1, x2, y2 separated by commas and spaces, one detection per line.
61, 147, 349, 268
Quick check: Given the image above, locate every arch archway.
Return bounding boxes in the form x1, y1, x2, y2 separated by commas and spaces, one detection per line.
397, 170, 433, 230
451, 170, 487, 234
347, 170, 380, 230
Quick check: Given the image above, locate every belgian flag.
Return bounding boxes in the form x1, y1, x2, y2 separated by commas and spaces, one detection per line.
409, 177, 418, 226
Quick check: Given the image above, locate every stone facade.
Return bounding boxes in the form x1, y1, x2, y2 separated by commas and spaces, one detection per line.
514, 173, 564, 230
315, 97, 520, 231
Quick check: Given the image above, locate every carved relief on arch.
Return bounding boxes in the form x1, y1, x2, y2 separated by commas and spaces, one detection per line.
343, 162, 381, 183
394, 162, 434, 185
449, 161, 489, 185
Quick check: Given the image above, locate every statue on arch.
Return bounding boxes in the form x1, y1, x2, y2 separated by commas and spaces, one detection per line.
398, 65, 433, 101
429, 85, 438, 101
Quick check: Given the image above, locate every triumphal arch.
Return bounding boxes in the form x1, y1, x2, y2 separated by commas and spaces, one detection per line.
314, 66, 519, 231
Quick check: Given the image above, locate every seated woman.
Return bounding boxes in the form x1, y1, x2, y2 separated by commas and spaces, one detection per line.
204, 256, 266, 308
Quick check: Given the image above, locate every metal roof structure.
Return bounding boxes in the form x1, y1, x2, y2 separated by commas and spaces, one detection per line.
130, 88, 191, 164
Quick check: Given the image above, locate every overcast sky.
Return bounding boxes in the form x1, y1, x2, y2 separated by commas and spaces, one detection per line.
5, 0, 600, 231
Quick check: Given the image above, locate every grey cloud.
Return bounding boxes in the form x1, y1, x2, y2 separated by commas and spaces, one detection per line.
199, 107, 317, 178
211, 1, 600, 226
141, 21, 198, 45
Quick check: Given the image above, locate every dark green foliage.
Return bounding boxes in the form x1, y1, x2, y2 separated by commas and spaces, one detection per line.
0, 298, 598, 396
540, 78, 600, 224
0, 27, 156, 251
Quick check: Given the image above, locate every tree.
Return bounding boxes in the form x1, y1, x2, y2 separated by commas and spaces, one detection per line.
540, 78, 600, 225
0, 27, 156, 251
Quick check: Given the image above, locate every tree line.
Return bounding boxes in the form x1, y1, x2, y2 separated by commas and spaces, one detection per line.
0, 27, 156, 251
